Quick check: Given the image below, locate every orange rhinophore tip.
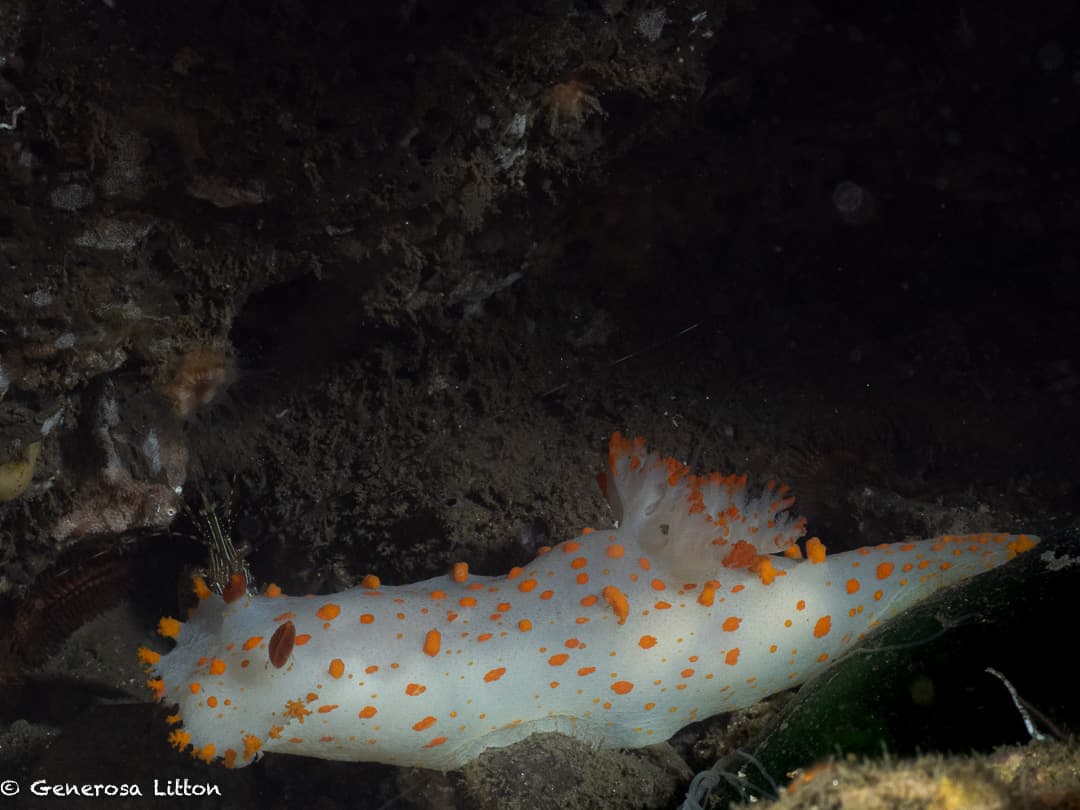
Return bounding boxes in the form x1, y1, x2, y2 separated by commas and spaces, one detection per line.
269, 620, 296, 669
223, 572, 247, 604
361, 574, 381, 590
192, 576, 212, 600
158, 617, 182, 639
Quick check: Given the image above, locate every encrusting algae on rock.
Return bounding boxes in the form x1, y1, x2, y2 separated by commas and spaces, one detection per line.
0, 440, 40, 502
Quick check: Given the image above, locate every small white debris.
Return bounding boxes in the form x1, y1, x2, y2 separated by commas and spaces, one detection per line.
0, 106, 25, 130
504, 112, 528, 140
40, 409, 63, 436
1041, 549, 1080, 571
142, 429, 163, 475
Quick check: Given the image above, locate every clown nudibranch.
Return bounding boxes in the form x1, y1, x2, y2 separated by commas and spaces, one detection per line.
141, 433, 1038, 770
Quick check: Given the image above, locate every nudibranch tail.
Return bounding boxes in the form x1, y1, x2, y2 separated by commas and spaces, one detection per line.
141, 433, 1040, 771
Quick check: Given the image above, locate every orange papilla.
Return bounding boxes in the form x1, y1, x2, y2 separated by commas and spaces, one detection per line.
192, 577, 212, 600
602, 586, 629, 624
423, 629, 441, 656
806, 537, 827, 563
754, 557, 779, 585
316, 603, 341, 621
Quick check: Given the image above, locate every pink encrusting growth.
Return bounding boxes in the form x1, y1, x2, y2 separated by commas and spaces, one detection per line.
142, 433, 1039, 770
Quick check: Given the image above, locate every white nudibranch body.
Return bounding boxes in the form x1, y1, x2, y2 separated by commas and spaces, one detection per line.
142, 433, 1039, 770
